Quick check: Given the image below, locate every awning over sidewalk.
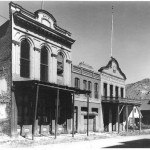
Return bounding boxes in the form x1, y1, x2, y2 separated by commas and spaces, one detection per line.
13, 80, 91, 94
13, 80, 91, 140
101, 96, 141, 106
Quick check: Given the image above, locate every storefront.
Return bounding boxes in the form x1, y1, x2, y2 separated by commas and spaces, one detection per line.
12, 80, 90, 139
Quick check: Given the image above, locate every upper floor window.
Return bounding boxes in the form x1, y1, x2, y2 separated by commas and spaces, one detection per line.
110, 85, 113, 98
88, 81, 92, 98
121, 87, 124, 98
83, 80, 87, 90
115, 86, 119, 98
83, 80, 87, 96
75, 78, 80, 89
20, 39, 30, 78
94, 83, 99, 99
103, 83, 107, 97
40, 46, 48, 82
57, 52, 64, 76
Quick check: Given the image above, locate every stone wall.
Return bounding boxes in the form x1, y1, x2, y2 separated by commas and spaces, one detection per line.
0, 20, 12, 135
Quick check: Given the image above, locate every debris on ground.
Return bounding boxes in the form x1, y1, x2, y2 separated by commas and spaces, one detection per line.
0, 129, 150, 148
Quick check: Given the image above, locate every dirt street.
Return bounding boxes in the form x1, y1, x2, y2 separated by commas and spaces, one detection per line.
0, 133, 150, 149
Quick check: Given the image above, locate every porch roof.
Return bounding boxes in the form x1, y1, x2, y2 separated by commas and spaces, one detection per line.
13, 80, 91, 94
101, 96, 141, 106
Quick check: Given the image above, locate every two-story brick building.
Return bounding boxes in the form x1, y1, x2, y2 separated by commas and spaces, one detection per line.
72, 62, 103, 133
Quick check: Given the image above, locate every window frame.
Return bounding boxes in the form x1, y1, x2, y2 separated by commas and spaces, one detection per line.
88, 81, 92, 98
57, 52, 64, 77
103, 83, 107, 98
94, 83, 99, 99
20, 39, 30, 78
121, 87, 124, 98
75, 77, 80, 89
40, 46, 48, 82
115, 86, 119, 99
83, 80, 87, 90
110, 84, 113, 98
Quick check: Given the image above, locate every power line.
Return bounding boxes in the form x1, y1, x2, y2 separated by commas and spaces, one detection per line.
0, 14, 8, 20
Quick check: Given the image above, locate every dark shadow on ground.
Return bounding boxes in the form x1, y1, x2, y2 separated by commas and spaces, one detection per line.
104, 138, 150, 148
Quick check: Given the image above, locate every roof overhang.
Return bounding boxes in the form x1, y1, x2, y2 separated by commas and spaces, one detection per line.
98, 57, 127, 80
13, 12, 75, 49
13, 80, 91, 95
101, 96, 141, 106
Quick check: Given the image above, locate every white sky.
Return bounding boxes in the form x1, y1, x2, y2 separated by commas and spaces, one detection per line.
0, 1, 150, 84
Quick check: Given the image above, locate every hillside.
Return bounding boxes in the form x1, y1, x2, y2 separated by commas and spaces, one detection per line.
126, 78, 150, 100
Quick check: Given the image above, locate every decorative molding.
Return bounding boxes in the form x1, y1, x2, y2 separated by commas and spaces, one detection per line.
13, 11, 75, 49
25, 34, 28, 39
14, 27, 71, 53
33, 38, 40, 42
72, 65, 100, 80
66, 59, 72, 64
51, 53, 57, 57
34, 47, 41, 52
101, 73, 125, 84
43, 43, 49, 48
98, 57, 126, 80
12, 40, 21, 46
102, 72, 124, 81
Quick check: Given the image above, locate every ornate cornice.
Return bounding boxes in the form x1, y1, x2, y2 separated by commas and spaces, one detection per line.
34, 10, 57, 23
10, 2, 71, 36
13, 11, 75, 49
101, 73, 125, 84
98, 57, 126, 80
12, 40, 21, 46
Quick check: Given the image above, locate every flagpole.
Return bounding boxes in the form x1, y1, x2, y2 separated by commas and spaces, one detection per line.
110, 5, 114, 58
41, 0, 44, 10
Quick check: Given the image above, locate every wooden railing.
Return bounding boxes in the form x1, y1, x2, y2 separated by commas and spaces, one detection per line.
101, 96, 141, 105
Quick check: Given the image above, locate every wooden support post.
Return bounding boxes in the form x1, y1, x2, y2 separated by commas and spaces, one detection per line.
132, 106, 135, 131
109, 107, 112, 132
118, 104, 120, 134
32, 85, 39, 140
87, 93, 89, 136
49, 98, 51, 134
136, 106, 141, 132
72, 92, 75, 137
11, 88, 18, 137
119, 105, 125, 115
55, 89, 59, 139
139, 108, 142, 132
126, 105, 128, 132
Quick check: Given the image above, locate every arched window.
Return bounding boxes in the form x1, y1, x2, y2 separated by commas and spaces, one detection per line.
57, 52, 64, 76
20, 39, 30, 78
83, 80, 87, 90
75, 78, 80, 89
94, 83, 99, 99
88, 81, 92, 98
40, 46, 48, 82
83, 80, 87, 96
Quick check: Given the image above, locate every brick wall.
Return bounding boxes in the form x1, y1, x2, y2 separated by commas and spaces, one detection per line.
0, 20, 12, 135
